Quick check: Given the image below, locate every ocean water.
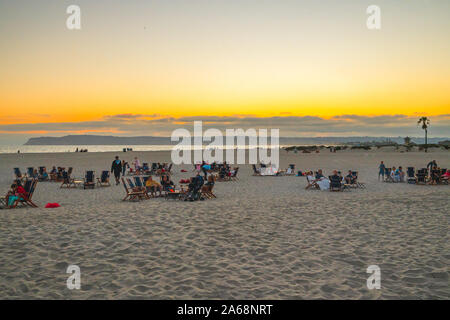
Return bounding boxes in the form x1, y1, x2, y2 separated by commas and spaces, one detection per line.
0, 144, 288, 154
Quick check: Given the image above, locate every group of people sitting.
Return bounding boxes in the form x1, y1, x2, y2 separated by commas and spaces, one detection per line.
305, 169, 358, 190
131, 157, 171, 176
143, 174, 176, 197
194, 161, 238, 181
140, 172, 215, 201
379, 160, 449, 184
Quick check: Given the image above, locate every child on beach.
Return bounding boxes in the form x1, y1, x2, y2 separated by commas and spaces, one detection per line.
133, 157, 141, 174
4, 182, 27, 207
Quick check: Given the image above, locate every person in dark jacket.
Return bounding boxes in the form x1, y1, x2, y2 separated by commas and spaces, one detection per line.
111, 156, 122, 185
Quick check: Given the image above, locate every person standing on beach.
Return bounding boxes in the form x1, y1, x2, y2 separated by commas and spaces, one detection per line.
427, 160, 437, 172
378, 161, 386, 181
133, 157, 141, 174
111, 156, 122, 185
122, 160, 128, 176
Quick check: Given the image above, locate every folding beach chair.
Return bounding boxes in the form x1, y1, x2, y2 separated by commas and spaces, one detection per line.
407, 167, 416, 184
230, 167, 239, 181
129, 177, 150, 198
97, 171, 111, 187
7, 179, 39, 208
151, 163, 158, 174
201, 184, 216, 199
252, 164, 261, 176
60, 171, 77, 188
329, 175, 344, 192
384, 168, 394, 182
83, 171, 96, 189
21, 179, 38, 207
286, 164, 296, 175
56, 168, 65, 182
430, 169, 442, 184
26, 167, 35, 178
416, 168, 428, 185
133, 176, 145, 191
38, 166, 49, 181
167, 163, 173, 175
121, 178, 147, 201
305, 175, 320, 190
14, 168, 24, 180
351, 171, 366, 189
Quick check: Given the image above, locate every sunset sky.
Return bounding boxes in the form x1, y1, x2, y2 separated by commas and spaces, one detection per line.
0, 0, 449, 143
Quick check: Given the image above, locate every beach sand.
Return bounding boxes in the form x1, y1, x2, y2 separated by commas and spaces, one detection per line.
0, 149, 449, 299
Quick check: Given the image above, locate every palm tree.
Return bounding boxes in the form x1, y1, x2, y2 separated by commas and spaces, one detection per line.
417, 117, 430, 152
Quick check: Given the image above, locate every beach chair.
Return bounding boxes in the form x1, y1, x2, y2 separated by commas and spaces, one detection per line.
150, 163, 158, 174
329, 175, 344, 191
60, 171, 77, 188
440, 169, 448, 185
166, 163, 173, 175
21, 179, 38, 207
129, 178, 150, 199
83, 171, 96, 189
56, 167, 65, 182
286, 164, 296, 176
430, 169, 442, 185
133, 176, 147, 192
351, 171, 366, 189
38, 166, 48, 181
201, 184, 216, 199
97, 171, 111, 187
13, 168, 24, 181
252, 164, 261, 176
6, 179, 39, 208
230, 167, 239, 181
384, 168, 393, 182
26, 167, 34, 178
416, 168, 428, 185
305, 175, 320, 190
406, 167, 416, 184
121, 178, 147, 201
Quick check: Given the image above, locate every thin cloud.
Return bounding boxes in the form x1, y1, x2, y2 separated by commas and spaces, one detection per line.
0, 114, 449, 137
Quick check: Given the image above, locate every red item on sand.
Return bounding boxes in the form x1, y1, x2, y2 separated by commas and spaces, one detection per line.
45, 203, 61, 208
181, 169, 187, 172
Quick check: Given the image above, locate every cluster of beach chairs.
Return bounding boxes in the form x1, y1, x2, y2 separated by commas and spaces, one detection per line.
127, 162, 173, 176
383, 166, 449, 185
304, 170, 365, 192
122, 174, 216, 202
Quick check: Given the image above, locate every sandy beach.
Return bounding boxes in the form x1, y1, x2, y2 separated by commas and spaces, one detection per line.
0, 149, 448, 299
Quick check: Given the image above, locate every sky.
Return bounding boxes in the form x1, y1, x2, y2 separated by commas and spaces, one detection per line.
0, 0, 449, 144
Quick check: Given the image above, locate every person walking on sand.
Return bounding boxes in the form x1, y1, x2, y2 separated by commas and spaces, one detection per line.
111, 156, 122, 185
378, 161, 386, 181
